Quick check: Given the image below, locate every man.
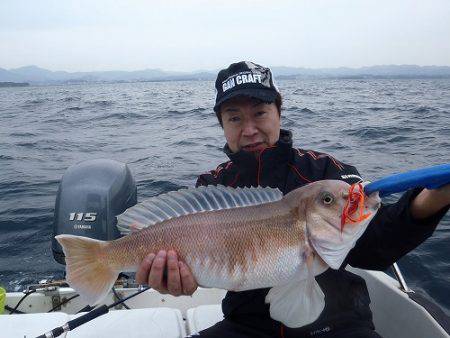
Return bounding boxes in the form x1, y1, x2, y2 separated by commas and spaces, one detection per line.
136, 61, 450, 337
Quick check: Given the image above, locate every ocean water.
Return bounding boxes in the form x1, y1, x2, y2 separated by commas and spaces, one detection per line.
0, 79, 449, 313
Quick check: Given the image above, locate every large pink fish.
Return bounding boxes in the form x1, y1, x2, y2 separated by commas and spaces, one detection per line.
56, 180, 380, 327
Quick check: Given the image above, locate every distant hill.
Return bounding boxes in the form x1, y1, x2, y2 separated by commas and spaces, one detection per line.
0, 65, 215, 84
1, 65, 450, 84
0, 68, 24, 82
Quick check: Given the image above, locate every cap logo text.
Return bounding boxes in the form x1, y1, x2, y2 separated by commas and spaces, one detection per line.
222, 72, 263, 92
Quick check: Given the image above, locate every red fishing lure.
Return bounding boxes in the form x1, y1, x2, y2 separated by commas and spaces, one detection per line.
341, 183, 372, 232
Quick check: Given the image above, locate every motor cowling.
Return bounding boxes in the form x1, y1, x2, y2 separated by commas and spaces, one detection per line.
52, 159, 137, 265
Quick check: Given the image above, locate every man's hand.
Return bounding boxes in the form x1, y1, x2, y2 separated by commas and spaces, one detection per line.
135, 250, 198, 296
410, 183, 450, 219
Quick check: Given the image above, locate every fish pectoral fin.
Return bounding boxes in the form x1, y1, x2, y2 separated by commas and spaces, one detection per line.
265, 276, 325, 328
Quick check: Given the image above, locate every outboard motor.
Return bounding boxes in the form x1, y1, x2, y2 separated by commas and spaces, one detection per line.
52, 159, 137, 265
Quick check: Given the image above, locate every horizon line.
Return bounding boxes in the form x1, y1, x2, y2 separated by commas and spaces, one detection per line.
3, 63, 450, 74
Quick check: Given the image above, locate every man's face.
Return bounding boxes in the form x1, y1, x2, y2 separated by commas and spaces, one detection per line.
220, 96, 281, 154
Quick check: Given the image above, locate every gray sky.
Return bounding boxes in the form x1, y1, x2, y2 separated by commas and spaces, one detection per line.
1, 0, 449, 72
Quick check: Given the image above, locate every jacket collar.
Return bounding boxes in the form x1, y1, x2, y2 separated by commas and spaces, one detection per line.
223, 129, 293, 175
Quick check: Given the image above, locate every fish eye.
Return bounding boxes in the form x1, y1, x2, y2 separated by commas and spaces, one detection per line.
321, 193, 334, 205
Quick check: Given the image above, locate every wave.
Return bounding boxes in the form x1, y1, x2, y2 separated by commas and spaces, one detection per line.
187, 107, 207, 113
386, 135, 412, 143
367, 106, 389, 111
15, 141, 38, 148
89, 111, 148, 121
0, 179, 59, 191
0, 155, 14, 160
58, 96, 81, 102
166, 107, 208, 117
344, 126, 415, 139
285, 106, 314, 114
9, 132, 38, 137
86, 100, 115, 107
292, 89, 318, 96
59, 106, 83, 112
411, 106, 439, 114
129, 156, 150, 164
137, 179, 184, 199
171, 140, 197, 147
23, 98, 51, 105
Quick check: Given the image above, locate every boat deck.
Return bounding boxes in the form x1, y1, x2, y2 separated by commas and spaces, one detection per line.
1, 268, 448, 338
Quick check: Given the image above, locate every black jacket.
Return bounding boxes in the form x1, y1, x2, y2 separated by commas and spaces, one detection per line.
196, 129, 447, 337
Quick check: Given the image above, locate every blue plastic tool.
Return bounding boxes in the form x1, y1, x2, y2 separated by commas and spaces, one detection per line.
364, 163, 450, 197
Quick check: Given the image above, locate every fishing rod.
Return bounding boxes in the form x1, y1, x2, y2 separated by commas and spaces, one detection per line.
364, 163, 450, 197
35, 286, 150, 338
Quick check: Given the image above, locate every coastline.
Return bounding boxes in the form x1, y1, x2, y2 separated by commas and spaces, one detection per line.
0, 82, 30, 88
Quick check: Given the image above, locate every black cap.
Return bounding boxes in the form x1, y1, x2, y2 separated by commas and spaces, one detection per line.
214, 61, 279, 113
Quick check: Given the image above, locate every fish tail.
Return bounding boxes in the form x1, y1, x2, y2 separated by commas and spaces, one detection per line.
55, 234, 118, 305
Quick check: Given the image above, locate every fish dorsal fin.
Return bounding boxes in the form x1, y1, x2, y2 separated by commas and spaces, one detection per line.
116, 185, 283, 235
